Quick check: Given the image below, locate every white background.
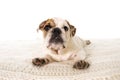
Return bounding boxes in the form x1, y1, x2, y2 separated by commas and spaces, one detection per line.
0, 0, 120, 40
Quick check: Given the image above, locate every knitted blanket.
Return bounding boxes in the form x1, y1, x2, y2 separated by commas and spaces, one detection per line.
0, 39, 120, 80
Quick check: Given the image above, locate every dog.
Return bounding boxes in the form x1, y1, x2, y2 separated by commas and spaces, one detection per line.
32, 17, 91, 69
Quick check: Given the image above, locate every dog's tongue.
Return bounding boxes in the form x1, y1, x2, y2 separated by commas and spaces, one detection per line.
47, 43, 65, 54
51, 48, 59, 54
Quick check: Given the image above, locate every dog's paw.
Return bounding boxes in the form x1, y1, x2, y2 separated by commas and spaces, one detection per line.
32, 58, 49, 66
86, 40, 91, 45
73, 60, 90, 69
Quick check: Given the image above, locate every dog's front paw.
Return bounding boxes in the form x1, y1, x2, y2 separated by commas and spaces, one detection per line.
86, 40, 91, 45
73, 60, 90, 69
32, 58, 49, 66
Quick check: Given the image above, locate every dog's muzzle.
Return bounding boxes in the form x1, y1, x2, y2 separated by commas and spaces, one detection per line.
47, 28, 65, 50
49, 28, 64, 44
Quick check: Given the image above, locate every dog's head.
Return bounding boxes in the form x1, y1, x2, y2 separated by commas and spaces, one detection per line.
38, 18, 76, 50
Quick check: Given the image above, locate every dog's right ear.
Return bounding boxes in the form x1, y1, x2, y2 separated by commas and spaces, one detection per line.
37, 20, 47, 32
37, 19, 55, 32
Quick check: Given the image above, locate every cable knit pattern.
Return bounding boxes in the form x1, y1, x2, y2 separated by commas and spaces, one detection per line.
0, 39, 120, 80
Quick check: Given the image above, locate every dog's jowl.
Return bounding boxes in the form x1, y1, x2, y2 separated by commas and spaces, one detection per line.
33, 17, 91, 69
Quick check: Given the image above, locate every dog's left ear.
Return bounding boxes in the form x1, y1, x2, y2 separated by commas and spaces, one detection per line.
70, 25, 76, 36
66, 21, 76, 37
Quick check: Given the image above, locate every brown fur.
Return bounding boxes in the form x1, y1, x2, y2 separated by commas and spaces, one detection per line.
32, 58, 49, 66
66, 20, 76, 36
39, 19, 56, 37
73, 60, 90, 69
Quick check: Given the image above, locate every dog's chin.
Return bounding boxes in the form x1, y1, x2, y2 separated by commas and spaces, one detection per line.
47, 43, 65, 51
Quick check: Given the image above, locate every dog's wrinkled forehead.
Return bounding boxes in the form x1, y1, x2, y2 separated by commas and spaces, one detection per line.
52, 18, 69, 28
38, 17, 76, 37
38, 18, 69, 31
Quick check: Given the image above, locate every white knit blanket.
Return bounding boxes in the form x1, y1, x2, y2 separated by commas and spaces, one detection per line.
0, 39, 120, 80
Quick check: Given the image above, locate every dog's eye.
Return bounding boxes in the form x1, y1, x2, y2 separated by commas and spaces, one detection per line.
44, 25, 51, 31
63, 26, 68, 31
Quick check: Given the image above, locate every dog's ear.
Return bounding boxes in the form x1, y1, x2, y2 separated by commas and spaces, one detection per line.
70, 25, 76, 36
38, 20, 47, 31
36, 20, 47, 32
37, 19, 55, 32
66, 20, 76, 37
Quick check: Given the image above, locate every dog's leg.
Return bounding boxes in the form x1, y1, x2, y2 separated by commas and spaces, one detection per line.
73, 48, 90, 69
85, 40, 91, 45
73, 60, 90, 69
32, 55, 54, 66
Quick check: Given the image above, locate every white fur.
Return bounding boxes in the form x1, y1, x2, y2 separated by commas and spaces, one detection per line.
46, 36, 87, 61
41, 18, 88, 62
44, 18, 71, 50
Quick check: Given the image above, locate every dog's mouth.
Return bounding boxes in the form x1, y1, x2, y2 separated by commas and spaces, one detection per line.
46, 28, 66, 51
47, 35, 65, 50
49, 35, 64, 44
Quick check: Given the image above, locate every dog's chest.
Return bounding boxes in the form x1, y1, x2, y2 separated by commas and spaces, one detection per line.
49, 49, 77, 61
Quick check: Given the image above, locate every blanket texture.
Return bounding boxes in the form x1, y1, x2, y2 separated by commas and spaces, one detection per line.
0, 39, 120, 80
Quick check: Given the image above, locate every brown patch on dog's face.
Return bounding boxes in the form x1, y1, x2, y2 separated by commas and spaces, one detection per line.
37, 18, 76, 51
66, 21, 76, 37
38, 19, 56, 38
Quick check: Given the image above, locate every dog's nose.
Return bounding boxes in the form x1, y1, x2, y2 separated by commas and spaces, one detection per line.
52, 28, 61, 35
